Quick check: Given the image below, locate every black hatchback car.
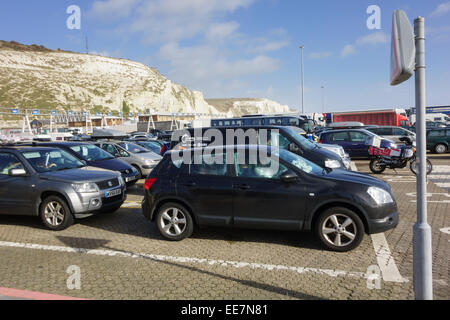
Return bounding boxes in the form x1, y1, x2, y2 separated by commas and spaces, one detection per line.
142, 145, 399, 252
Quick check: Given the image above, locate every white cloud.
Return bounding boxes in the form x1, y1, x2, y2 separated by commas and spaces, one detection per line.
356, 32, 389, 46
341, 44, 356, 57
309, 51, 333, 59
206, 22, 240, 41
88, 0, 141, 21
159, 42, 280, 82
341, 31, 388, 57
430, 2, 450, 17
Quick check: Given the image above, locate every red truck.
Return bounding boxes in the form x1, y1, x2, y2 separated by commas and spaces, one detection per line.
331, 109, 410, 127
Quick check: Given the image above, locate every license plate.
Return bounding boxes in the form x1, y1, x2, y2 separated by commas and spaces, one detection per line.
105, 188, 122, 198
125, 176, 137, 182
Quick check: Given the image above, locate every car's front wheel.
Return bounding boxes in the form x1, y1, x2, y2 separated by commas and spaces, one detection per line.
156, 203, 194, 241
39, 196, 74, 231
315, 207, 365, 252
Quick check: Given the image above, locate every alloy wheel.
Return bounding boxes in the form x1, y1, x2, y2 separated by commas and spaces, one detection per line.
159, 207, 187, 236
321, 214, 357, 247
44, 201, 65, 226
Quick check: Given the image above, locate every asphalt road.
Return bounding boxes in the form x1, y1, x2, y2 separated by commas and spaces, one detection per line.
0, 154, 448, 300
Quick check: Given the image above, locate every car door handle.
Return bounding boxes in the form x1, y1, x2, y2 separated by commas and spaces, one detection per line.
233, 184, 250, 190
181, 182, 196, 187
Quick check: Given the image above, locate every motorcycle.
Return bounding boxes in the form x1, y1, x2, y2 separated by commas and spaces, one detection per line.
368, 136, 432, 175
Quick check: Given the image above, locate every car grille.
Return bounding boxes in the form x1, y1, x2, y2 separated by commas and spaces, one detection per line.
96, 178, 119, 190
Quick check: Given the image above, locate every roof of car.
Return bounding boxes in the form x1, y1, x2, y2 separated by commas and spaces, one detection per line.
167, 144, 272, 155
33, 141, 93, 146
0, 145, 60, 152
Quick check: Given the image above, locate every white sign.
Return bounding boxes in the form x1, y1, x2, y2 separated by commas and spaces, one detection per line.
390, 10, 415, 86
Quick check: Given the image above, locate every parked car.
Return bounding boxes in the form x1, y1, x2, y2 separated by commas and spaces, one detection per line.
32, 142, 140, 186
129, 139, 170, 156
171, 125, 351, 170
319, 129, 397, 158
365, 126, 416, 144
142, 145, 398, 252
427, 128, 450, 154
149, 129, 172, 141
94, 140, 162, 178
0, 146, 126, 230
128, 132, 157, 140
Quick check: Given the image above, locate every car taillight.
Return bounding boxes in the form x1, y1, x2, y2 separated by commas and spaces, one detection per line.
144, 178, 157, 190
319, 139, 324, 143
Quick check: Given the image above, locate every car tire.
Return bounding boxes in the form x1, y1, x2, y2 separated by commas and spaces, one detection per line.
434, 143, 447, 154
133, 165, 142, 179
315, 207, 365, 252
39, 196, 74, 231
156, 203, 194, 241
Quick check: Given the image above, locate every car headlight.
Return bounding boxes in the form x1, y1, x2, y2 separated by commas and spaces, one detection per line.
325, 159, 341, 169
367, 187, 394, 205
72, 182, 99, 193
118, 175, 125, 185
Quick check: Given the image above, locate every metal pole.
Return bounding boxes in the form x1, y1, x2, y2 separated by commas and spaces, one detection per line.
300, 45, 305, 114
321, 85, 325, 113
413, 16, 433, 300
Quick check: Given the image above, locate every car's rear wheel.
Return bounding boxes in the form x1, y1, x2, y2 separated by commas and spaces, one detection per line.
39, 196, 74, 231
156, 203, 193, 241
315, 207, 364, 252
434, 143, 447, 154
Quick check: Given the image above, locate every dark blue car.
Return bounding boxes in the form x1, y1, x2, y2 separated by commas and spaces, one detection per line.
33, 142, 140, 186
319, 129, 396, 158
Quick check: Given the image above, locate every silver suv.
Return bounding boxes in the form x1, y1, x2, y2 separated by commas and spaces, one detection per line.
0, 146, 126, 230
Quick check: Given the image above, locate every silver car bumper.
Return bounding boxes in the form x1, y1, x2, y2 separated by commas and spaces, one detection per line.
66, 184, 126, 216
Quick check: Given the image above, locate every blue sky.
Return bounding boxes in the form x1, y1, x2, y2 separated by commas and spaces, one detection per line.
1, 0, 449, 113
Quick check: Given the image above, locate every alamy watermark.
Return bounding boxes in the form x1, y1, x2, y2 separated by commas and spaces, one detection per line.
66, 5, 81, 30
367, 5, 381, 30
170, 128, 280, 173
66, 265, 81, 290
366, 265, 382, 289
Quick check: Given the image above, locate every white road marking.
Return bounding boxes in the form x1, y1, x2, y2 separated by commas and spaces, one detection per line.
405, 192, 450, 203
370, 234, 408, 283
353, 162, 408, 283
0, 240, 374, 280
440, 227, 450, 235
121, 201, 141, 208
350, 162, 358, 171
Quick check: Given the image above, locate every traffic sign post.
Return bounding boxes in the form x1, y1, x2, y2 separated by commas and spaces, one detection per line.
391, 11, 433, 300
412, 16, 433, 300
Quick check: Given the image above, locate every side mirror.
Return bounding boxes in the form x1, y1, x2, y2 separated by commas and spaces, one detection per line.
288, 143, 300, 154
280, 170, 298, 183
9, 168, 27, 177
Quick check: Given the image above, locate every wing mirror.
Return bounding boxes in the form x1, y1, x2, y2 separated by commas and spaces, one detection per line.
288, 143, 300, 154
280, 170, 298, 183
8, 168, 27, 177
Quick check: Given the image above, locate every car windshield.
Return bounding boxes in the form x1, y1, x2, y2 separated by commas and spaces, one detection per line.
282, 127, 315, 150
22, 149, 85, 173
119, 142, 149, 154
275, 149, 324, 175
69, 144, 115, 161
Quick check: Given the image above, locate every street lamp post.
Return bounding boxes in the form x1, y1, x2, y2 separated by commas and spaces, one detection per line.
321, 85, 325, 113
300, 45, 305, 115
